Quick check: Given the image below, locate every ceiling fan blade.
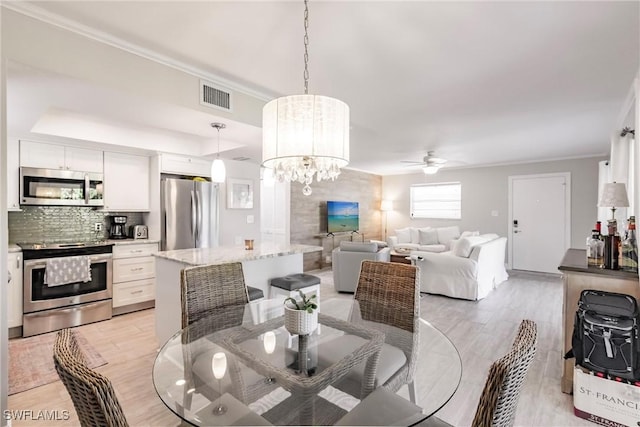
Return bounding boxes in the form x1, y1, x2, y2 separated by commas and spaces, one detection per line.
400, 160, 425, 164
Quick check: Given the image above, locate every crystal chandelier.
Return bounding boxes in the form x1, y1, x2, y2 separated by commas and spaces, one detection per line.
262, 0, 349, 196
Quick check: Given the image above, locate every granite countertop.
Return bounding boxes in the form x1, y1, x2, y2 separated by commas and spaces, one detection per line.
558, 248, 639, 279
8, 244, 21, 253
154, 243, 323, 266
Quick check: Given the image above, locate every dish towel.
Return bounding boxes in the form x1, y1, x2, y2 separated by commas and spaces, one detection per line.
44, 256, 92, 287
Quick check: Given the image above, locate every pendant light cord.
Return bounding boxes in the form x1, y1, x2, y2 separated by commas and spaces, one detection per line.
303, 0, 309, 95
211, 122, 226, 158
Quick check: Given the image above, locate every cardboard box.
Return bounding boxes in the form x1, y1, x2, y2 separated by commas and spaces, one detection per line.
574, 367, 640, 427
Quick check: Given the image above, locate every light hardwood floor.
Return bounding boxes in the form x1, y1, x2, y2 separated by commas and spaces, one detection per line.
7, 269, 592, 426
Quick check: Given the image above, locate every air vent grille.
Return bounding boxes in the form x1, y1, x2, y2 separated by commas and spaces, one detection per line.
232, 156, 251, 162
200, 80, 233, 112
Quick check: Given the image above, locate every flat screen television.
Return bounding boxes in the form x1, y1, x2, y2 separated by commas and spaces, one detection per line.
327, 201, 359, 233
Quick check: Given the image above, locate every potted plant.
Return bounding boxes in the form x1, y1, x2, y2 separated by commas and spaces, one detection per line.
283, 290, 318, 335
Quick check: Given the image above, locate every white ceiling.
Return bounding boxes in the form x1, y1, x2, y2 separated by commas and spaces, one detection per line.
6, 1, 640, 175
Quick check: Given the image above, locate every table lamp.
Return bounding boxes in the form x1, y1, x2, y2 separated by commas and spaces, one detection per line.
599, 182, 630, 220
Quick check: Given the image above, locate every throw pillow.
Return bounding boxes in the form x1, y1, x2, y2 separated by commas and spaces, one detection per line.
436, 226, 461, 246
453, 236, 485, 258
410, 227, 421, 244
395, 228, 411, 244
449, 238, 460, 253
419, 228, 439, 245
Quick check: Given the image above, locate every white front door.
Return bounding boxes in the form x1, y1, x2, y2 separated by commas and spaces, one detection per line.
509, 173, 571, 273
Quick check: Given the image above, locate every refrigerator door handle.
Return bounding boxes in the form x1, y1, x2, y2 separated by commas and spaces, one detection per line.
190, 190, 197, 243
195, 190, 203, 245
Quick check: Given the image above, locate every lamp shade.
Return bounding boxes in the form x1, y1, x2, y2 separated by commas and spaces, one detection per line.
381, 199, 393, 211
211, 158, 226, 183
599, 182, 630, 208
262, 94, 349, 195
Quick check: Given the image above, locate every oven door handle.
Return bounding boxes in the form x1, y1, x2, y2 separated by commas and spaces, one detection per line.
25, 300, 108, 317
24, 254, 112, 268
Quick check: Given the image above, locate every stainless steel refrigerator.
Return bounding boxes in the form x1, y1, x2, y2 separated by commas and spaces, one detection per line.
161, 177, 219, 251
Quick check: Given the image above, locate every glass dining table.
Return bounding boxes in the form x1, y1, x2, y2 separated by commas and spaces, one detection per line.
153, 297, 461, 426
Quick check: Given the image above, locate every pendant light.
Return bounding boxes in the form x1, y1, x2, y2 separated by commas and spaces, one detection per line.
261, 0, 349, 196
211, 122, 226, 183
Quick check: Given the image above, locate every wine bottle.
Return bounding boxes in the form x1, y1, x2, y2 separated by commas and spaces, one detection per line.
621, 216, 638, 273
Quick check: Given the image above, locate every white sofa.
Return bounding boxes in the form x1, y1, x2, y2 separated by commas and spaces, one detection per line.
411, 234, 508, 300
387, 226, 466, 253
332, 241, 391, 293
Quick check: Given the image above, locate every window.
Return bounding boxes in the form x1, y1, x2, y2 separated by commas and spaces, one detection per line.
410, 182, 461, 219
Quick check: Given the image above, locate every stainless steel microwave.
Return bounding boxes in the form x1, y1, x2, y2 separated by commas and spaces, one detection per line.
20, 167, 104, 206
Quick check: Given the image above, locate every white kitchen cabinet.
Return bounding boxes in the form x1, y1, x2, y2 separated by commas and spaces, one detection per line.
20, 141, 103, 172
161, 153, 211, 177
7, 251, 23, 332
112, 242, 158, 314
103, 152, 150, 211
7, 138, 21, 210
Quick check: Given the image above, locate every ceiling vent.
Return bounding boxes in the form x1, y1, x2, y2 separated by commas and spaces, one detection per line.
200, 80, 233, 112
232, 156, 251, 161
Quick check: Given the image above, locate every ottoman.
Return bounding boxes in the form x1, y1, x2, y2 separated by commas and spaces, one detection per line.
247, 286, 264, 302
269, 273, 321, 307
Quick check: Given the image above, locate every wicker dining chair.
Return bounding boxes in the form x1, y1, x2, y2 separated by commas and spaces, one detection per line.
423, 319, 538, 427
335, 260, 421, 402
53, 328, 128, 427
180, 261, 249, 328
179, 262, 275, 406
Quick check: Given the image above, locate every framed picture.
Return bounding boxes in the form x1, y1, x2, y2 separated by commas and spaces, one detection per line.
227, 178, 254, 209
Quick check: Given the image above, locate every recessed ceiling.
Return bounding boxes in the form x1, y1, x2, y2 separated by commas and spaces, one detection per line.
5, 1, 639, 174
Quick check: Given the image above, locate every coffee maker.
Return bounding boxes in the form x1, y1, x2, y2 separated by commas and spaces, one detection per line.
109, 215, 127, 239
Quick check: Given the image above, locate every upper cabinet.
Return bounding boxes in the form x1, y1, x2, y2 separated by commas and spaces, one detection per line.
103, 152, 150, 211
20, 141, 104, 173
160, 153, 211, 177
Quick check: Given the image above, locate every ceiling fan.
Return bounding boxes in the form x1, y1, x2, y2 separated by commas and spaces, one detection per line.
401, 151, 448, 174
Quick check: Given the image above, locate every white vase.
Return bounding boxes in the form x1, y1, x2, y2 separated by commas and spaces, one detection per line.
284, 304, 318, 335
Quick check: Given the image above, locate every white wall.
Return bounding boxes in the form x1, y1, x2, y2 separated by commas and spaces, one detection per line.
383, 156, 604, 250
219, 160, 261, 246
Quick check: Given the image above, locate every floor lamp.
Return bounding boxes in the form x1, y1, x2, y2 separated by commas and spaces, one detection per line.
381, 200, 393, 241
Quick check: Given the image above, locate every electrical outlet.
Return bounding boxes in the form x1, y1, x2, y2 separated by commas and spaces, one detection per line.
94, 223, 103, 232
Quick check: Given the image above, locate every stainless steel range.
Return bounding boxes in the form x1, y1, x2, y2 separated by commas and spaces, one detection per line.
18, 241, 114, 337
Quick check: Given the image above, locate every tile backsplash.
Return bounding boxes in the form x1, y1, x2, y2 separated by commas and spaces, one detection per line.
8, 207, 144, 243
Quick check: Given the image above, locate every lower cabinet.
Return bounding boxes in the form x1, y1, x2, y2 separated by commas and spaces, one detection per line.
7, 251, 23, 336
112, 243, 158, 315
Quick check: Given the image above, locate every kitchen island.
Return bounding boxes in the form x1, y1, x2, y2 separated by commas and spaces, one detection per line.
153, 243, 322, 343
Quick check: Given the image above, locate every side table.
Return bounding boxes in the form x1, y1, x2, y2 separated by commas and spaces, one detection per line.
389, 251, 412, 264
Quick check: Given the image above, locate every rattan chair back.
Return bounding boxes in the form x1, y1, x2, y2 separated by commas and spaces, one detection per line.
354, 260, 420, 392
180, 262, 249, 328
53, 329, 128, 427
471, 319, 538, 427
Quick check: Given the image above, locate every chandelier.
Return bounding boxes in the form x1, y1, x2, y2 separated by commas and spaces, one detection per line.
262, 0, 350, 196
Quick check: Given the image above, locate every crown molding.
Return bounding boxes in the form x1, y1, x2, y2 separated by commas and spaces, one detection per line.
1, 1, 274, 102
